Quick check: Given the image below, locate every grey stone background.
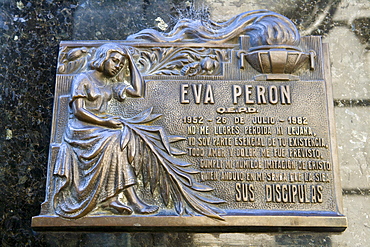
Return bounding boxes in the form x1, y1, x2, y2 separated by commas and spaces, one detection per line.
0, 0, 368, 246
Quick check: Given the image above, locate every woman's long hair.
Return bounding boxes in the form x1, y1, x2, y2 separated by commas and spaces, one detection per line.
90, 43, 128, 72
90, 44, 139, 83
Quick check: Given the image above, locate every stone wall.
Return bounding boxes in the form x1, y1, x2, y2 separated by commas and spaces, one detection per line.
0, 0, 368, 246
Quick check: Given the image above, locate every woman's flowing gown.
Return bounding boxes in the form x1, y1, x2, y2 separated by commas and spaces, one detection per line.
53, 71, 136, 219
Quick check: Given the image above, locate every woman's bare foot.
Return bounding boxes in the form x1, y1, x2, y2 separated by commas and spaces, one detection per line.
124, 186, 159, 214
130, 202, 159, 214
101, 197, 133, 215
108, 200, 133, 215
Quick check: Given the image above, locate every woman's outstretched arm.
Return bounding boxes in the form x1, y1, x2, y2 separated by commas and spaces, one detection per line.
72, 98, 122, 128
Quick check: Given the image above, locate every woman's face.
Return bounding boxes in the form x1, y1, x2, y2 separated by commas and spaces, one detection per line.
103, 52, 126, 77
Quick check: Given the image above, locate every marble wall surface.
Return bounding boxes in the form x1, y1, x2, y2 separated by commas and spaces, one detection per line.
0, 0, 368, 246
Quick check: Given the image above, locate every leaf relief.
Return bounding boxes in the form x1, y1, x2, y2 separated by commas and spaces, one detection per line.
136, 47, 230, 77
57, 47, 96, 74
122, 107, 226, 220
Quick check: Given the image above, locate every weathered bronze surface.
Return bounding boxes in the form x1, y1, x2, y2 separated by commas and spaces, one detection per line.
32, 10, 347, 231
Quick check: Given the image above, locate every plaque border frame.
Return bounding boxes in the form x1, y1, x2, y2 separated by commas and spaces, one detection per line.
32, 40, 347, 231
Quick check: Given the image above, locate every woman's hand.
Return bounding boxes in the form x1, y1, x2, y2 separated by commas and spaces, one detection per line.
104, 116, 123, 128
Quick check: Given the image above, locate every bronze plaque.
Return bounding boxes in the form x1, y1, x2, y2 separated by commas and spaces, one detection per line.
32, 10, 347, 231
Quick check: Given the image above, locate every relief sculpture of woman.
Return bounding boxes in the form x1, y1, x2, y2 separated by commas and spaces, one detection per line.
53, 43, 225, 220
53, 44, 159, 218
